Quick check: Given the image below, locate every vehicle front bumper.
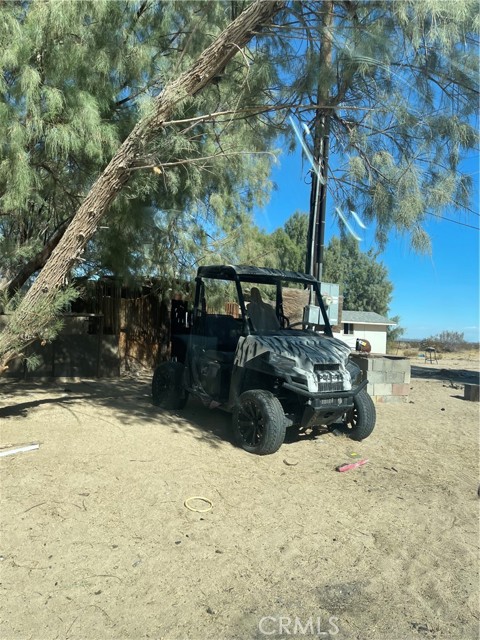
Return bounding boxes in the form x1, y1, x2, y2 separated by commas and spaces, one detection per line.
282, 379, 368, 429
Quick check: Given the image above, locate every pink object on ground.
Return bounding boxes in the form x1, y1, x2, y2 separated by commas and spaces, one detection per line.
336, 459, 369, 472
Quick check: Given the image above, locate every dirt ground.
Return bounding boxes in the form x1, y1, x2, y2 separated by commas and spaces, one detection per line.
0, 352, 478, 640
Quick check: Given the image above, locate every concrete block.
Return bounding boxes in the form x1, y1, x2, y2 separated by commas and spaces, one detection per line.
392, 383, 410, 396
385, 371, 407, 384
391, 358, 411, 372
351, 354, 410, 380
385, 357, 401, 371
372, 356, 410, 372
367, 383, 375, 396
464, 384, 479, 402
372, 382, 393, 396
371, 357, 389, 372
365, 370, 389, 383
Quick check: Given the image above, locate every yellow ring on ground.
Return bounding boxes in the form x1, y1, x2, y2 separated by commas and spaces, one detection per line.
184, 496, 213, 513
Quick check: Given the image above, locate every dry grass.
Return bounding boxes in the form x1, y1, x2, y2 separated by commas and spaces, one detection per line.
390, 345, 479, 363
448, 348, 480, 361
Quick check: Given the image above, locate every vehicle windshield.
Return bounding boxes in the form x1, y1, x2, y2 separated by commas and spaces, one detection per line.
196, 275, 330, 336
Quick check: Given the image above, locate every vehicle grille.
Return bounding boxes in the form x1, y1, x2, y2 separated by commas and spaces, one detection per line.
315, 369, 344, 392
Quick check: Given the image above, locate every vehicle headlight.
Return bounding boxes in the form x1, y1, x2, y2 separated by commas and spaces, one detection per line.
268, 353, 296, 370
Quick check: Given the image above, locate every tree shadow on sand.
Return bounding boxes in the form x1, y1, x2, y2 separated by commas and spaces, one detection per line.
411, 364, 479, 384
0, 377, 236, 450
0, 395, 88, 419
0, 377, 339, 451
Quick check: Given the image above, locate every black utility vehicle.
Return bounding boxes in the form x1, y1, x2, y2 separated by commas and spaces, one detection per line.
152, 265, 375, 455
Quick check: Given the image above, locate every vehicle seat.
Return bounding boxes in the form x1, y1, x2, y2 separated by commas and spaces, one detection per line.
248, 287, 280, 332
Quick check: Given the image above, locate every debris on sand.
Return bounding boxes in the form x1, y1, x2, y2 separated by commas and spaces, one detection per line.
0, 443, 39, 458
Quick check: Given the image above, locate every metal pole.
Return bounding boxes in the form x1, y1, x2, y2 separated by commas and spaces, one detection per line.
315, 115, 330, 282
308, 114, 330, 279
309, 0, 333, 285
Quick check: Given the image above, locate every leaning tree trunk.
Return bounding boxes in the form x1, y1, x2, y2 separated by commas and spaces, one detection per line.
0, 0, 285, 373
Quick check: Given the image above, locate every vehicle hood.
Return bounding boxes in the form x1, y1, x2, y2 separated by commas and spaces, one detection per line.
235, 331, 353, 392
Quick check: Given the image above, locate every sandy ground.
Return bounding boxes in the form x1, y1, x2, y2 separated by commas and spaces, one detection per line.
0, 354, 478, 640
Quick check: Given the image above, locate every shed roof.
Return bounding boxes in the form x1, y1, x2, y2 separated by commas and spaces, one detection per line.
342, 310, 396, 326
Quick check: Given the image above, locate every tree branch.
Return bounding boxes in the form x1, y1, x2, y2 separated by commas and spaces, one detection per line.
128, 150, 278, 172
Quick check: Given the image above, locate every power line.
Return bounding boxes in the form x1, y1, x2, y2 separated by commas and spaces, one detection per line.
427, 211, 479, 231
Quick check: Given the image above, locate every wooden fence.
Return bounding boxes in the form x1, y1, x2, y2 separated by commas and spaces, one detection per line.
72, 279, 175, 371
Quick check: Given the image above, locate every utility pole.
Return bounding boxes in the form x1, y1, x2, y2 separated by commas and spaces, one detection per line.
306, 113, 330, 282
305, 1, 333, 284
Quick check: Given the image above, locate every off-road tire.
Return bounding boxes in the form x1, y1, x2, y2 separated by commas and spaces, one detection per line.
343, 388, 376, 441
152, 362, 187, 410
233, 390, 286, 455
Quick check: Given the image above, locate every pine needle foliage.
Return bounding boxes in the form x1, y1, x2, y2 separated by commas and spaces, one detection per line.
0, 284, 78, 371
275, 0, 479, 250
0, 0, 284, 369
0, 0, 279, 290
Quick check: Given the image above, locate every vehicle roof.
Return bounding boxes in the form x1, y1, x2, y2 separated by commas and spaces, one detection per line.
196, 264, 318, 285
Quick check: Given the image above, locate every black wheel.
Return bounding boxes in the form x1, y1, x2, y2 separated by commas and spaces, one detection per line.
233, 390, 286, 455
152, 362, 187, 410
342, 388, 376, 441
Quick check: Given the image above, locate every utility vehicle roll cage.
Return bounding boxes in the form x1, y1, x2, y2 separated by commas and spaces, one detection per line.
194, 264, 333, 337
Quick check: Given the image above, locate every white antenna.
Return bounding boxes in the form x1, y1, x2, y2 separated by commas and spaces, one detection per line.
289, 115, 325, 185
289, 114, 366, 243
335, 207, 362, 242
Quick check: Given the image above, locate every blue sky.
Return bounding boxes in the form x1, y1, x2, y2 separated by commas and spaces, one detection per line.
255, 150, 480, 342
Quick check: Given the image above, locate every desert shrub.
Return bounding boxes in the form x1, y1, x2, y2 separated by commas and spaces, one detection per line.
424, 331, 466, 353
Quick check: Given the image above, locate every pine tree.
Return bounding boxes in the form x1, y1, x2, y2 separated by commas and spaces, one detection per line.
0, 0, 285, 372
0, 1, 152, 290
0, 1, 281, 292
